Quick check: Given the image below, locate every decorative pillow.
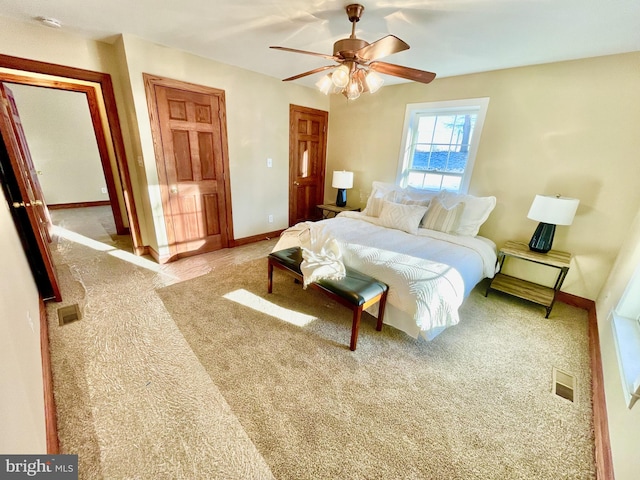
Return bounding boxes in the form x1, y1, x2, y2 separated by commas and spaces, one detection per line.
362, 182, 401, 217
378, 200, 429, 235
438, 191, 497, 236
420, 197, 465, 234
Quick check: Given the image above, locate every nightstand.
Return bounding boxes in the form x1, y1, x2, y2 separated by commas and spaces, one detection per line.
317, 203, 361, 219
485, 240, 571, 318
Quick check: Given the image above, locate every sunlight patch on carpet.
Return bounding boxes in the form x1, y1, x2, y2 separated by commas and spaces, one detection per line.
53, 225, 161, 272
223, 289, 317, 327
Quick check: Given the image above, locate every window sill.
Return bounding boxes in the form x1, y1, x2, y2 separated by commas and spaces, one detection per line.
611, 311, 640, 409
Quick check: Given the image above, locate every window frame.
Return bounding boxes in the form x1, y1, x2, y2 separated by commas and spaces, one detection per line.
396, 97, 490, 194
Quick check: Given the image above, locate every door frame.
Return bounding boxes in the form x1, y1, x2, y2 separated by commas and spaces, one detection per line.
0, 54, 143, 254
288, 104, 328, 226
143, 73, 234, 261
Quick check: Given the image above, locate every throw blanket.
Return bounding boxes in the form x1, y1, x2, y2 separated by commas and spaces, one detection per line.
300, 239, 345, 288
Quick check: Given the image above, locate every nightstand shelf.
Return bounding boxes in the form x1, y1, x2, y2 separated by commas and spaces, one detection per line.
485, 240, 571, 318
317, 203, 360, 219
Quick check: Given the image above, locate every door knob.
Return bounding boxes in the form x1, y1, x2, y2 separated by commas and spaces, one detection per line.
293, 181, 300, 186
170, 186, 178, 194
32, 200, 43, 206
12, 201, 28, 208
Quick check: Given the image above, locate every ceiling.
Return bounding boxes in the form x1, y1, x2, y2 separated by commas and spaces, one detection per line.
1, 0, 639, 87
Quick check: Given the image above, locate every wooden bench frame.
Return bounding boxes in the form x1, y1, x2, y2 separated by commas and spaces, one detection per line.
267, 255, 388, 351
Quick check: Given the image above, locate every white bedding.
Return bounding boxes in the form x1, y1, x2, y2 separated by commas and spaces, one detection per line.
273, 211, 497, 341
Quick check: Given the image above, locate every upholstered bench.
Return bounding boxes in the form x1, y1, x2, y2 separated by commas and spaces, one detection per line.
267, 247, 388, 351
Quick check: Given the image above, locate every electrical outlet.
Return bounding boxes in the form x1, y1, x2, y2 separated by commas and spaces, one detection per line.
267, 158, 273, 168
268, 214, 274, 223
101, 187, 107, 194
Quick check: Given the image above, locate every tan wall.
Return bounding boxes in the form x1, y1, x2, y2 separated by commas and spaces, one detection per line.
327, 52, 640, 302
116, 34, 329, 256
0, 191, 46, 453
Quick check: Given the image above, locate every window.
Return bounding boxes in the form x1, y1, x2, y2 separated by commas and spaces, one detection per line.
611, 261, 640, 409
397, 98, 490, 193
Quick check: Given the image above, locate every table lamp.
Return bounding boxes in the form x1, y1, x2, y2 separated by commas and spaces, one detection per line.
527, 194, 579, 253
332, 171, 353, 207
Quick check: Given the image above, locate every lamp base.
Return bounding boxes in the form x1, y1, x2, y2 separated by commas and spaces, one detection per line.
529, 222, 556, 253
336, 188, 347, 207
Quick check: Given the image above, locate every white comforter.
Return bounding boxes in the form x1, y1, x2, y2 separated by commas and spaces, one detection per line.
273, 212, 497, 340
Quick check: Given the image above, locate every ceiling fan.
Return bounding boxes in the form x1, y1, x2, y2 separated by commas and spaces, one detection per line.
270, 3, 436, 99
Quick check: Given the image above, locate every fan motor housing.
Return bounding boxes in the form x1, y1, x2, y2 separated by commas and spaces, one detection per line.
333, 38, 369, 59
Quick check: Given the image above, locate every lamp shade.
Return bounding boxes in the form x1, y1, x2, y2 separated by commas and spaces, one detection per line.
527, 195, 579, 226
332, 171, 353, 189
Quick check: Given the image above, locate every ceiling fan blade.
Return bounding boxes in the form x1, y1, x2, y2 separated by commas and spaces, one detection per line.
356, 35, 409, 61
369, 61, 436, 84
282, 65, 336, 82
270, 46, 338, 61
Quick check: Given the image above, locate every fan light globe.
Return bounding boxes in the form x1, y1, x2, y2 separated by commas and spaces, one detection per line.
331, 65, 350, 88
315, 74, 333, 95
365, 70, 384, 93
345, 79, 361, 100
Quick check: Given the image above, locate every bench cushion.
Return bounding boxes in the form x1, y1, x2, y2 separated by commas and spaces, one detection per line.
268, 247, 387, 307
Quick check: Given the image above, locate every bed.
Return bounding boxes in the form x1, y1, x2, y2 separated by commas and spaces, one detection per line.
273, 182, 498, 341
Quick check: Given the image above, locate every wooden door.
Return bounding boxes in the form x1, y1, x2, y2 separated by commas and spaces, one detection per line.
0, 83, 61, 301
2, 83, 53, 240
289, 105, 328, 225
145, 75, 232, 261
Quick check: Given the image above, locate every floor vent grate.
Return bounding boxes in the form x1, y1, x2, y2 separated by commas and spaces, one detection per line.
58, 304, 82, 326
552, 367, 576, 402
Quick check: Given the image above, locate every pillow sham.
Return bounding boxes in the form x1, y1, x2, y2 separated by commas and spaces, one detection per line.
420, 196, 465, 234
438, 191, 496, 236
362, 182, 401, 217
378, 200, 429, 235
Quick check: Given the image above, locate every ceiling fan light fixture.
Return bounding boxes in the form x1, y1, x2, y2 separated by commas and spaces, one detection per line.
345, 77, 362, 100
331, 64, 350, 88
365, 70, 384, 93
315, 74, 334, 95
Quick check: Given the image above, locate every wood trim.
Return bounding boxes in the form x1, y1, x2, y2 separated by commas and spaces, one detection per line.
39, 298, 59, 454
0, 71, 125, 235
48, 200, 111, 210
231, 229, 285, 248
557, 292, 614, 480
0, 54, 143, 254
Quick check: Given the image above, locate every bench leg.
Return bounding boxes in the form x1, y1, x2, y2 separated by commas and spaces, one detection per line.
267, 260, 273, 294
350, 307, 363, 351
376, 291, 388, 331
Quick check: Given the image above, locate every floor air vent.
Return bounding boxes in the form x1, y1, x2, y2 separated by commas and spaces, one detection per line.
58, 304, 82, 326
552, 367, 576, 402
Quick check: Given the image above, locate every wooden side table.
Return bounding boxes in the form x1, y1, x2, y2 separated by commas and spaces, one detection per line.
485, 240, 572, 318
316, 203, 360, 219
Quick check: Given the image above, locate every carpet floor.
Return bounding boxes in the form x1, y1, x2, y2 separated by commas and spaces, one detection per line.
156, 257, 596, 480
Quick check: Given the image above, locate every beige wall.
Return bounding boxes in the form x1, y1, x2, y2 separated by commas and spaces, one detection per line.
0, 190, 46, 453
327, 52, 640, 302
115, 34, 329, 257
9, 84, 108, 204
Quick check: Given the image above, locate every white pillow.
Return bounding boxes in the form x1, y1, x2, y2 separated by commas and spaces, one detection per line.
362, 181, 402, 217
420, 197, 465, 234
378, 200, 428, 235
438, 191, 496, 236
